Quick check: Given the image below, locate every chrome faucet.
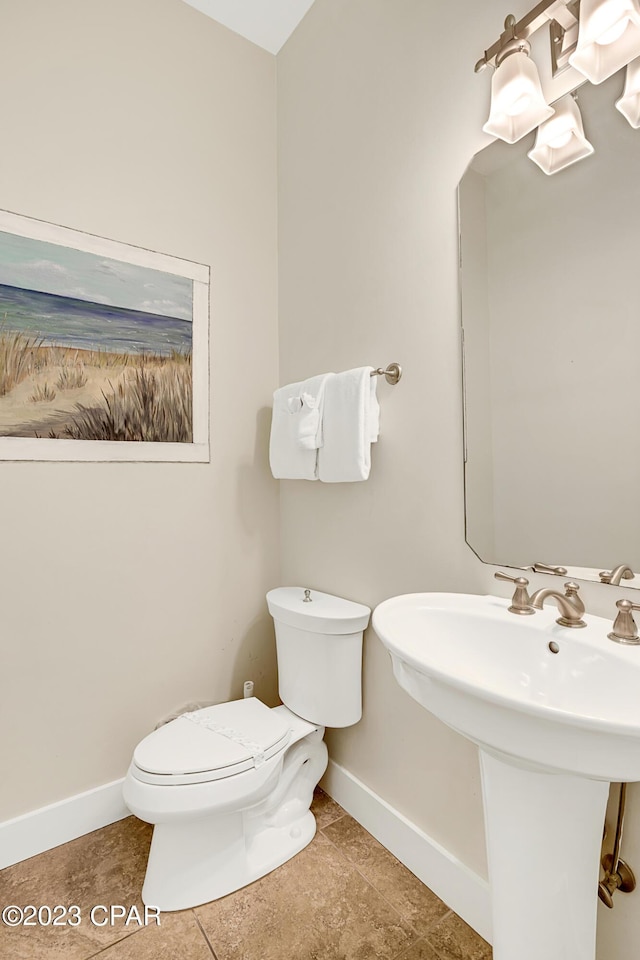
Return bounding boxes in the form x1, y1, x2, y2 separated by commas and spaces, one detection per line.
529, 582, 586, 628
599, 565, 635, 586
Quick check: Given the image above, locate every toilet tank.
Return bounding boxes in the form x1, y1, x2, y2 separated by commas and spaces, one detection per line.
266, 587, 371, 728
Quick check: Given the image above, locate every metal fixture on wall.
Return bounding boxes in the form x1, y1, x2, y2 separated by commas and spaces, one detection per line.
474, 1, 582, 78
369, 363, 402, 385
476, 0, 640, 170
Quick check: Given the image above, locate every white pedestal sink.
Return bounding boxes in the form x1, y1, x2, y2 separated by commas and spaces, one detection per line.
372, 593, 640, 960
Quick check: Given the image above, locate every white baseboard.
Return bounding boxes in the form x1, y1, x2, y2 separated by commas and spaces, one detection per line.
1, 761, 491, 945
0, 779, 129, 870
321, 760, 492, 944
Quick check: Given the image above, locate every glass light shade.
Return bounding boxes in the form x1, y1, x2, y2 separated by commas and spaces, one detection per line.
527, 95, 595, 175
483, 51, 554, 144
569, 0, 640, 83
616, 55, 640, 125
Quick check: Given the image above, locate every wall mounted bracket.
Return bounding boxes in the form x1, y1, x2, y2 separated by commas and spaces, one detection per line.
475, 0, 580, 77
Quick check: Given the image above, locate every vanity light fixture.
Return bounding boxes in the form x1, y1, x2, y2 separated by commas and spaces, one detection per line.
569, 0, 640, 83
477, 1, 640, 147
480, 16, 554, 143
527, 92, 595, 172
616, 55, 640, 123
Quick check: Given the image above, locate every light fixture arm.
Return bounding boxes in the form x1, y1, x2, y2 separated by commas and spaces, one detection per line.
475, 0, 580, 72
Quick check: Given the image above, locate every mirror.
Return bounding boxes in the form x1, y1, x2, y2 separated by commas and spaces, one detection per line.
459, 72, 640, 587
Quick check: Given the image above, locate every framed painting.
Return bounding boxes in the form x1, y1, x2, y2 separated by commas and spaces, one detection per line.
0, 209, 209, 461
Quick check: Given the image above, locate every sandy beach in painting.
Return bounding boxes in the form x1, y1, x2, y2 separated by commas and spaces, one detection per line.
0, 337, 192, 442
0, 239, 196, 444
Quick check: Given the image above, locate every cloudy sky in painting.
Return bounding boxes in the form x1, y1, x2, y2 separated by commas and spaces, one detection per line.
0, 231, 193, 321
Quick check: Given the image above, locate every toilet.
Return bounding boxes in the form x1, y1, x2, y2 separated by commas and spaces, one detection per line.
123, 587, 370, 911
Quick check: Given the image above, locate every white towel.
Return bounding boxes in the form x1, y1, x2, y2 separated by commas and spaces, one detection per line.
318, 367, 380, 482
269, 373, 332, 480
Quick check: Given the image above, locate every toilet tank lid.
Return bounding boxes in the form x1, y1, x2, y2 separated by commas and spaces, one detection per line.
267, 587, 371, 635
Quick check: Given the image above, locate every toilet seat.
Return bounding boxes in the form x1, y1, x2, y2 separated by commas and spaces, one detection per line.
131, 698, 291, 786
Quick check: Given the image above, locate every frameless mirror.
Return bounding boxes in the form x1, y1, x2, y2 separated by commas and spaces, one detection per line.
459, 72, 640, 587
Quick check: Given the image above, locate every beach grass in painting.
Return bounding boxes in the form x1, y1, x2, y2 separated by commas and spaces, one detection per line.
0, 331, 192, 442
61, 352, 192, 443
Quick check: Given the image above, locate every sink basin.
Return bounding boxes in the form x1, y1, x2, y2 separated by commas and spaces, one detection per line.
372, 592, 640, 781
372, 592, 639, 960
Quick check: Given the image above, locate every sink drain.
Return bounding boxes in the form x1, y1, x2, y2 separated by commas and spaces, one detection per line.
548, 641, 560, 654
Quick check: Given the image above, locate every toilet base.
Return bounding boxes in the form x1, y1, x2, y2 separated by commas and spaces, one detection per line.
141, 733, 328, 910
142, 808, 317, 910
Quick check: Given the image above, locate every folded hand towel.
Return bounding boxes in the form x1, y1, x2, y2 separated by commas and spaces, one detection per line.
318, 367, 380, 482
296, 373, 332, 451
269, 373, 333, 480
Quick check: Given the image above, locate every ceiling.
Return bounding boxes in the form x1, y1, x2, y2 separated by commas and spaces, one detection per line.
181, 0, 317, 54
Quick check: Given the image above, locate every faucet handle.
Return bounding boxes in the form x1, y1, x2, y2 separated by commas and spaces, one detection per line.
532, 562, 568, 576
562, 582, 585, 614
494, 571, 529, 585
494, 572, 534, 616
608, 599, 640, 645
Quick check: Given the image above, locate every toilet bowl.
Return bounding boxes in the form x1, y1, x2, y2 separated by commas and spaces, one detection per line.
123, 587, 370, 911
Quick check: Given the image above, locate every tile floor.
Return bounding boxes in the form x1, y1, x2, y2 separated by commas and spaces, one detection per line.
0, 790, 492, 960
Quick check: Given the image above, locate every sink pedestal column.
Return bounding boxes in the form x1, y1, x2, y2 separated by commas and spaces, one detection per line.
480, 750, 609, 960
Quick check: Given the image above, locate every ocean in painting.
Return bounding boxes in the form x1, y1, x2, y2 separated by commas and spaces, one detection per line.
0, 283, 192, 356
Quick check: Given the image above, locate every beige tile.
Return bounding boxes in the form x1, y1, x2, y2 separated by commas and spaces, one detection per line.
87, 910, 214, 960
0, 807, 491, 960
311, 787, 345, 830
0, 816, 152, 960
196, 832, 417, 960
395, 940, 441, 960
425, 913, 492, 960
322, 816, 449, 938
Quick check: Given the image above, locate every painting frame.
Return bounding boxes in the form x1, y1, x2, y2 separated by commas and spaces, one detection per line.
0, 209, 210, 462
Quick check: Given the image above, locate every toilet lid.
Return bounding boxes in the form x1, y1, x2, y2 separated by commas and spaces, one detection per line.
132, 698, 291, 784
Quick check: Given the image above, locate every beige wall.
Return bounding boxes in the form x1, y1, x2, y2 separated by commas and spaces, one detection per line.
277, 0, 499, 877
0, 0, 279, 821
277, 1, 640, 927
